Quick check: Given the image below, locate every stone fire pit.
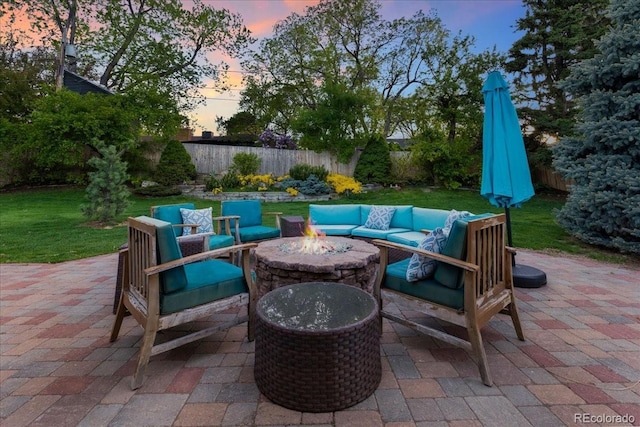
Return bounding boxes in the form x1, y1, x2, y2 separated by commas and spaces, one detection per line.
254, 236, 379, 298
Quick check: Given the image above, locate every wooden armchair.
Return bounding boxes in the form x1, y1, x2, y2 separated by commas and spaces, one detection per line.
110, 216, 257, 389
221, 200, 282, 244
150, 203, 237, 257
372, 214, 524, 386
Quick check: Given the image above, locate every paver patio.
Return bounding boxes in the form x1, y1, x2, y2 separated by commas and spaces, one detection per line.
1, 250, 639, 426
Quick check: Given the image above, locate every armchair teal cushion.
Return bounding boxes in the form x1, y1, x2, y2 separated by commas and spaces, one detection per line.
434, 213, 495, 289
238, 225, 281, 242
160, 260, 247, 314
154, 219, 188, 294
151, 203, 196, 237
208, 234, 236, 250
384, 258, 464, 310
221, 200, 280, 242
222, 200, 262, 227
150, 216, 249, 315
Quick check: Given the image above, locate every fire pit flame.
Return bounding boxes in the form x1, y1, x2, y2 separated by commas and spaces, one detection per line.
278, 218, 351, 255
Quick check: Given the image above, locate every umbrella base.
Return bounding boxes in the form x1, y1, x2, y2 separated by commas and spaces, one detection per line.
513, 264, 547, 288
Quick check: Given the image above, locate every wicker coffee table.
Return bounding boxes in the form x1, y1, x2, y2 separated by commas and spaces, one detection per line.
254, 282, 381, 412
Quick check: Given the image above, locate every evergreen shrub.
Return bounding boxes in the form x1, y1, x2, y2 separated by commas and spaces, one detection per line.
276, 175, 331, 196
82, 142, 130, 224
154, 139, 196, 186
354, 134, 392, 184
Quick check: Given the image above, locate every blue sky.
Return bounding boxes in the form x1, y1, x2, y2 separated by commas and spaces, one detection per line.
193, 0, 526, 133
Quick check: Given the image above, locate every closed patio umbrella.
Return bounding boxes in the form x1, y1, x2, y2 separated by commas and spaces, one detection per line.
481, 71, 546, 288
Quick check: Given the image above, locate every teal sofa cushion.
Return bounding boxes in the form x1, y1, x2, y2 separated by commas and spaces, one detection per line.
411, 207, 450, 232
153, 219, 188, 294
239, 225, 281, 242
160, 259, 247, 314
352, 226, 411, 239
310, 204, 362, 225
387, 231, 428, 247
361, 205, 413, 229
151, 203, 196, 236
434, 213, 495, 289
384, 258, 464, 310
314, 225, 359, 236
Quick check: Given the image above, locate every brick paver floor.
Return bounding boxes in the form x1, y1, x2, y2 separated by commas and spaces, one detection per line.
1, 250, 639, 426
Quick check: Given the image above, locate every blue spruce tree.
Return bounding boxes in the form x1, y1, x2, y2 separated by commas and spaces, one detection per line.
553, 0, 640, 254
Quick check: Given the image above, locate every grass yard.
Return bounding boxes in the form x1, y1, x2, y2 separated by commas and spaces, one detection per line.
0, 186, 632, 265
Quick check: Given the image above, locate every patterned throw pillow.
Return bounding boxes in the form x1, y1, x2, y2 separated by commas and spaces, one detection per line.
363, 206, 396, 230
180, 207, 214, 235
405, 227, 447, 282
443, 209, 472, 236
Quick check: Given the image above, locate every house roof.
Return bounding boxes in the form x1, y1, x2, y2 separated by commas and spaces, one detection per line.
63, 70, 113, 95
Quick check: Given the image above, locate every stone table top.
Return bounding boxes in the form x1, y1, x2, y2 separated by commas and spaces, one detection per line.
254, 236, 380, 273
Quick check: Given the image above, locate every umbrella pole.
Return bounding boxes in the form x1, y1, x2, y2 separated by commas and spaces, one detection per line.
505, 207, 547, 287
504, 207, 515, 266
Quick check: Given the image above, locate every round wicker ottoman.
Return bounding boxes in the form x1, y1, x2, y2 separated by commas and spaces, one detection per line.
254, 282, 381, 412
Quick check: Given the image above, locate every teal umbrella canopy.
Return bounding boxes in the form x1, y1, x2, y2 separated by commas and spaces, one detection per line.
481, 71, 534, 209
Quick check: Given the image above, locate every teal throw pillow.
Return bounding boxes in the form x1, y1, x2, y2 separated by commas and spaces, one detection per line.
364, 206, 396, 230
180, 207, 214, 235
405, 227, 447, 282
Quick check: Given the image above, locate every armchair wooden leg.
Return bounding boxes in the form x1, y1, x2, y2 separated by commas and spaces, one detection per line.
110, 300, 127, 342
131, 327, 157, 389
467, 324, 493, 387
508, 300, 525, 341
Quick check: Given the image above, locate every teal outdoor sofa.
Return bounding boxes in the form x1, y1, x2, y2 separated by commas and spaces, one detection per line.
308, 204, 452, 246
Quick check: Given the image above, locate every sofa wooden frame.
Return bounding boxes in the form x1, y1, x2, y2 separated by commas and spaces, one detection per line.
372, 214, 525, 386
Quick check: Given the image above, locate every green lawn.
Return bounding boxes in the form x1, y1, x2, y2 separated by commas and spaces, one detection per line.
0, 186, 629, 265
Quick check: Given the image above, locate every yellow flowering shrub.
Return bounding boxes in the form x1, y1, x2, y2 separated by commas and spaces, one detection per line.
239, 174, 275, 190
211, 187, 223, 195
285, 187, 299, 196
326, 174, 362, 195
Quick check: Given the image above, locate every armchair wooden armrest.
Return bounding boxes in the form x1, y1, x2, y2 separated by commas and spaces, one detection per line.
213, 215, 240, 237
371, 239, 479, 272
264, 211, 283, 229
171, 223, 199, 234
144, 243, 257, 276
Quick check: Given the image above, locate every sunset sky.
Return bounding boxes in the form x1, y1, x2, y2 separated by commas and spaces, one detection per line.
192, 0, 525, 134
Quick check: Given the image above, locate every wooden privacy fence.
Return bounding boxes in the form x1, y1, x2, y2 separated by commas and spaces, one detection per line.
531, 165, 572, 192
182, 143, 572, 191
184, 143, 362, 177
